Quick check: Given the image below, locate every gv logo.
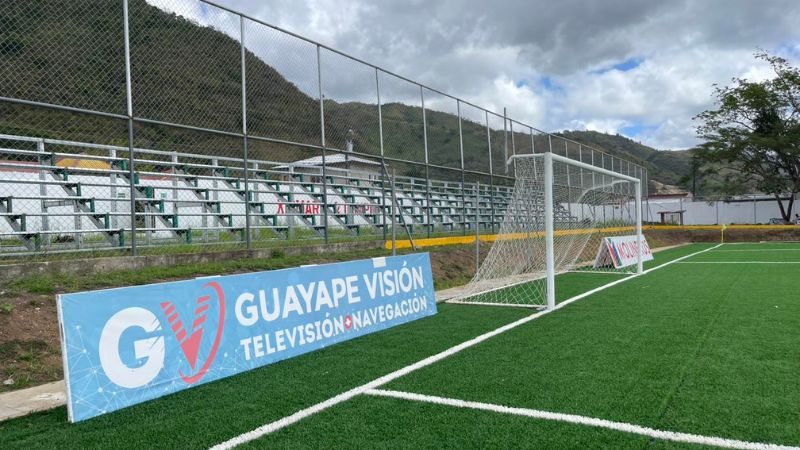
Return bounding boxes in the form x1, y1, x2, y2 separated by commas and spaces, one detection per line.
98, 282, 226, 389
160, 281, 226, 384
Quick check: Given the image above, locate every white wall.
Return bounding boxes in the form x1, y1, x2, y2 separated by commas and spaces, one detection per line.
645, 196, 797, 225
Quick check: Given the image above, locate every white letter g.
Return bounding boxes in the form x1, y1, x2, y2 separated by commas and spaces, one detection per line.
98, 307, 165, 389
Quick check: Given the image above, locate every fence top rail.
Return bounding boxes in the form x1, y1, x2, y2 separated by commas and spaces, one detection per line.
0, 133, 641, 195
191, 0, 643, 174
0, 98, 647, 182
0, 133, 507, 184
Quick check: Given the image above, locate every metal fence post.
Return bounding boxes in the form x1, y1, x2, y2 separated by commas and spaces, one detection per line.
564, 139, 572, 219
636, 180, 643, 274
376, 68, 388, 242
503, 107, 508, 174
485, 111, 495, 234
578, 143, 584, 220
457, 100, 466, 236
316, 45, 330, 244
109, 147, 118, 230
510, 120, 516, 157
391, 168, 397, 256
212, 158, 220, 241
530, 126, 535, 155
376, 67, 392, 244
475, 180, 480, 276
171, 151, 178, 231
380, 159, 388, 241
240, 15, 252, 251
421, 86, 432, 238
37, 140, 49, 244
123, 0, 137, 257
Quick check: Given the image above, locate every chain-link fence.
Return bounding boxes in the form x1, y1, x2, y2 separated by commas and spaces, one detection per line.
0, 0, 648, 261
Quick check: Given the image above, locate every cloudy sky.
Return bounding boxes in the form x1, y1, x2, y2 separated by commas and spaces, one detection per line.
166, 0, 800, 150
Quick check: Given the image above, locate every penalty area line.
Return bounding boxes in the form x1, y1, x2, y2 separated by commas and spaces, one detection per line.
365, 389, 799, 450
208, 244, 722, 450
676, 261, 800, 264
711, 248, 800, 252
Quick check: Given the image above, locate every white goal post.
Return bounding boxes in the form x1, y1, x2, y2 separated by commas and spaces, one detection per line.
450, 152, 645, 309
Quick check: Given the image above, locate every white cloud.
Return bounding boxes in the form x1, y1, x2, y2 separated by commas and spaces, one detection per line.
566, 118, 630, 135
162, 0, 800, 150
537, 46, 788, 148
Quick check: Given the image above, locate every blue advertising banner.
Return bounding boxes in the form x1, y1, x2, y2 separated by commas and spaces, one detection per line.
57, 253, 436, 422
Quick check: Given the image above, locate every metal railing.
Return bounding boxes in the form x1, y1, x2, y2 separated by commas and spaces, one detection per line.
0, 0, 647, 260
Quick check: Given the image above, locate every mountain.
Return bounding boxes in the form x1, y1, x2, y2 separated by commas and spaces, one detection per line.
558, 131, 693, 193
0, 0, 692, 194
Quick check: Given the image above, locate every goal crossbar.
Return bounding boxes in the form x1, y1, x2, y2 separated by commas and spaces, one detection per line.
508, 152, 640, 183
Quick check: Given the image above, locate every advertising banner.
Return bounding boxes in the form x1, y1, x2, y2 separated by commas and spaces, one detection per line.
593, 235, 653, 269
57, 253, 436, 422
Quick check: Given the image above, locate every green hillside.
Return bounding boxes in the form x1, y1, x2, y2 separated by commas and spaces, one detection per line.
0, 0, 692, 192
559, 131, 694, 191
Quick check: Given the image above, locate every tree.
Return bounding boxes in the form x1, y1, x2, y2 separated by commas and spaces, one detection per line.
694, 51, 800, 223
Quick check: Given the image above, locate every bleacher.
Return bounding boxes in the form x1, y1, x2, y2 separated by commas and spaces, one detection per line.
0, 133, 586, 256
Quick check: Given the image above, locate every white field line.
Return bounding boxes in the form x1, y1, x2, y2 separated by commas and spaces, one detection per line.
567, 270, 633, 276
446, 274, 545, 303
677, 261, 800, 264
446, 300, 544, 309
723, 241, 800, 245
366, 389, 800, 450
711, 248, 800, 252
208, 243, 722, 450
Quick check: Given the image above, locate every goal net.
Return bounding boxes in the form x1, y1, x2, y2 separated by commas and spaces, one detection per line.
451, 152, 643, 308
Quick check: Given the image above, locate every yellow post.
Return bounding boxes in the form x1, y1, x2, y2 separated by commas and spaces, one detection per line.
721, 224, 727, 244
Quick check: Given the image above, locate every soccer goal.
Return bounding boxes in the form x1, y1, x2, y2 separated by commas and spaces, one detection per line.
450, 152, 644, 309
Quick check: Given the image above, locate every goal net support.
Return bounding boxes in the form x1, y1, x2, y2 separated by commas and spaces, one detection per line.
451, 152, 643, 309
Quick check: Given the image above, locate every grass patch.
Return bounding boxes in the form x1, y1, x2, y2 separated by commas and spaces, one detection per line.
1, 243, 488, 297
0, 247, 393, 296
0, 340, 55, 393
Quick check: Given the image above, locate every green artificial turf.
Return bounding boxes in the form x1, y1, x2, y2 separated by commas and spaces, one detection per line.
258, 394, 728, 450
0, 304, 529, 449
257, 395, 658, 450
4, 243, 799, 449
366, 244, 799, 447
681, 246, 800, 262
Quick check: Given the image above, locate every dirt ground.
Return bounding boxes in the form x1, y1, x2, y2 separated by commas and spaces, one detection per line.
0, 292, 62, 392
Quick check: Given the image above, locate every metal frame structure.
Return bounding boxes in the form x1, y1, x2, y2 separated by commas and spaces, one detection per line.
0, 0, 649, 260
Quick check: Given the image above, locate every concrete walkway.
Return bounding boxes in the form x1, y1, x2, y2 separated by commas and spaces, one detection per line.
0, 380, 66, 421
434, 285, 470, 303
